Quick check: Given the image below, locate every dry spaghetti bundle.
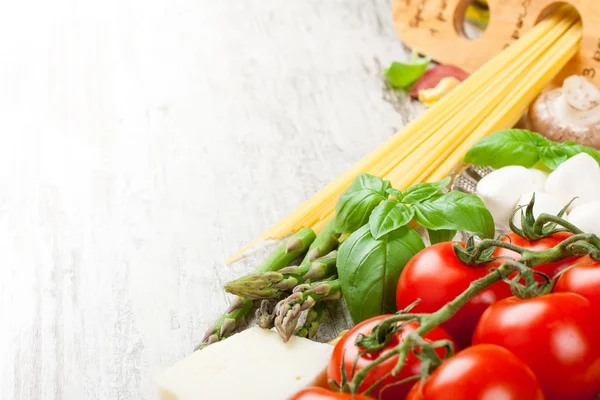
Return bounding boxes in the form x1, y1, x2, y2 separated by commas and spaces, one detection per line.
230, 6, 582, 262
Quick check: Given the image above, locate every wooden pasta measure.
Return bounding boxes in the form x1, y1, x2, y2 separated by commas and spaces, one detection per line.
392, 0, 600, 86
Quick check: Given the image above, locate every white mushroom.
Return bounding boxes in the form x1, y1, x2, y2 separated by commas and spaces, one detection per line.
512, 191, 566, 229
528, 75, 600, 149
476, 166, 546, 231
544, 153, 600, 209
567, 200, 600, 236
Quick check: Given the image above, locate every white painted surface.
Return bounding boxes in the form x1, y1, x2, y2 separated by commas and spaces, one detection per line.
0, 0, 416, 398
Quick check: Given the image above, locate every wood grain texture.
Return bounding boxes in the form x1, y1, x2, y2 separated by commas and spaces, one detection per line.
0, 0, 417, 398
393, 0, 600, 86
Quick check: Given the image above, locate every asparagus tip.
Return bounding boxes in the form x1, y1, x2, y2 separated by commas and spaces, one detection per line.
306, 248, 321, 262
256, 300, 276, 329
301, 296, 316, 311
278, 265, 301, 275
303, 262, 326, 281
196, 334, 219, 350
286, 237, 304, 253
226, 297, 247, 314
223, 274, 284, 300
306, 283, 331, 296
220, 318, 236, 337
274, 293, 305, 341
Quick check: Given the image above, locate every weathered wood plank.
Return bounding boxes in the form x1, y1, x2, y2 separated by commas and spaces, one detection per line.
0, 0, 417, 398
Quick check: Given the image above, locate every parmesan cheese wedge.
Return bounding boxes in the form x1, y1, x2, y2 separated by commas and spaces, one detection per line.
157, 328, 333, 400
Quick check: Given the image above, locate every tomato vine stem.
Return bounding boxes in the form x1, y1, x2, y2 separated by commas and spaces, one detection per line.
348, 228, 600, 394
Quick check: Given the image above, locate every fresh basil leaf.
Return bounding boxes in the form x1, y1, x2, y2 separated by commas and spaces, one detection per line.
347, 174, 392, 193
427, 229, 457, 245
539, 141, 600, 169
335, 190, 386, 234
567, 143, 600, 165
464, 129, 548, 168
413, 191, 495, 238
384, 55, 430, 89
386, 188, 403, 200
335, 174, 391, 234
538, 146, 570, 170
397, 178, 450, 204
369, 200, 415, 239
338, 225, 425, 323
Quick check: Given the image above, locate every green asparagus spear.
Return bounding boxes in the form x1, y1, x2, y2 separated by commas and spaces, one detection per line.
254, 228, 317, 274
196, 297, 253, 350
224, 250, 338, 299
301, 219, 340, 263
274, 278, 342, 342
195, 228, 316, 350
255, 299, 276, 329
223, 220, 338, 299
294, 300, 330, 340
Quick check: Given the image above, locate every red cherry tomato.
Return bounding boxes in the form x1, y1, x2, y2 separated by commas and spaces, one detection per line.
288, 387, 371, 400
395, 242, 510, 349
404, 344, 545, 400
473, 293, 600, 400
553, 255, 600, 308
327, 316, 454, 400
494, 232, 578, 278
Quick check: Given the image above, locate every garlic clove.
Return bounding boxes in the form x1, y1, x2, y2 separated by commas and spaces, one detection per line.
567, 201, 600, 236
544, 153, 600, 209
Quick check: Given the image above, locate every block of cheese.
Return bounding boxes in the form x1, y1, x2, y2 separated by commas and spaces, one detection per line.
157, 327, 333, 400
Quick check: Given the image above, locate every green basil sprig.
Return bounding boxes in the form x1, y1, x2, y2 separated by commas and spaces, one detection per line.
367, 179, 448, 239
335, 174, 391, 234
464, 129, 600, 169
335, 174, 495, 323
336, 175, 494, 240
369, 200, 414, 239
337, 225, 425, 323
388, 179, 448, 204
412, 191, 495, 239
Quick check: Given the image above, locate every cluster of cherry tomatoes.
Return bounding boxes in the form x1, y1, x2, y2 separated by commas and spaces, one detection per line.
292, 232, 600, 400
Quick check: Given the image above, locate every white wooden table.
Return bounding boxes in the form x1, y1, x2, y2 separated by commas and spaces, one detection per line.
0, 1, 418, 398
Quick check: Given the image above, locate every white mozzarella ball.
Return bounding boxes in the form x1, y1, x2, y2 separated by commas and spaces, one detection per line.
544, 153, 600, 209
529, 168, 549, 188
512, 192, 566, 229
567, 200, 600, 236
476, 166, 546, 231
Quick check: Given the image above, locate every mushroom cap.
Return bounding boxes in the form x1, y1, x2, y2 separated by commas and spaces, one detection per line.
528, 76, 600, 149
